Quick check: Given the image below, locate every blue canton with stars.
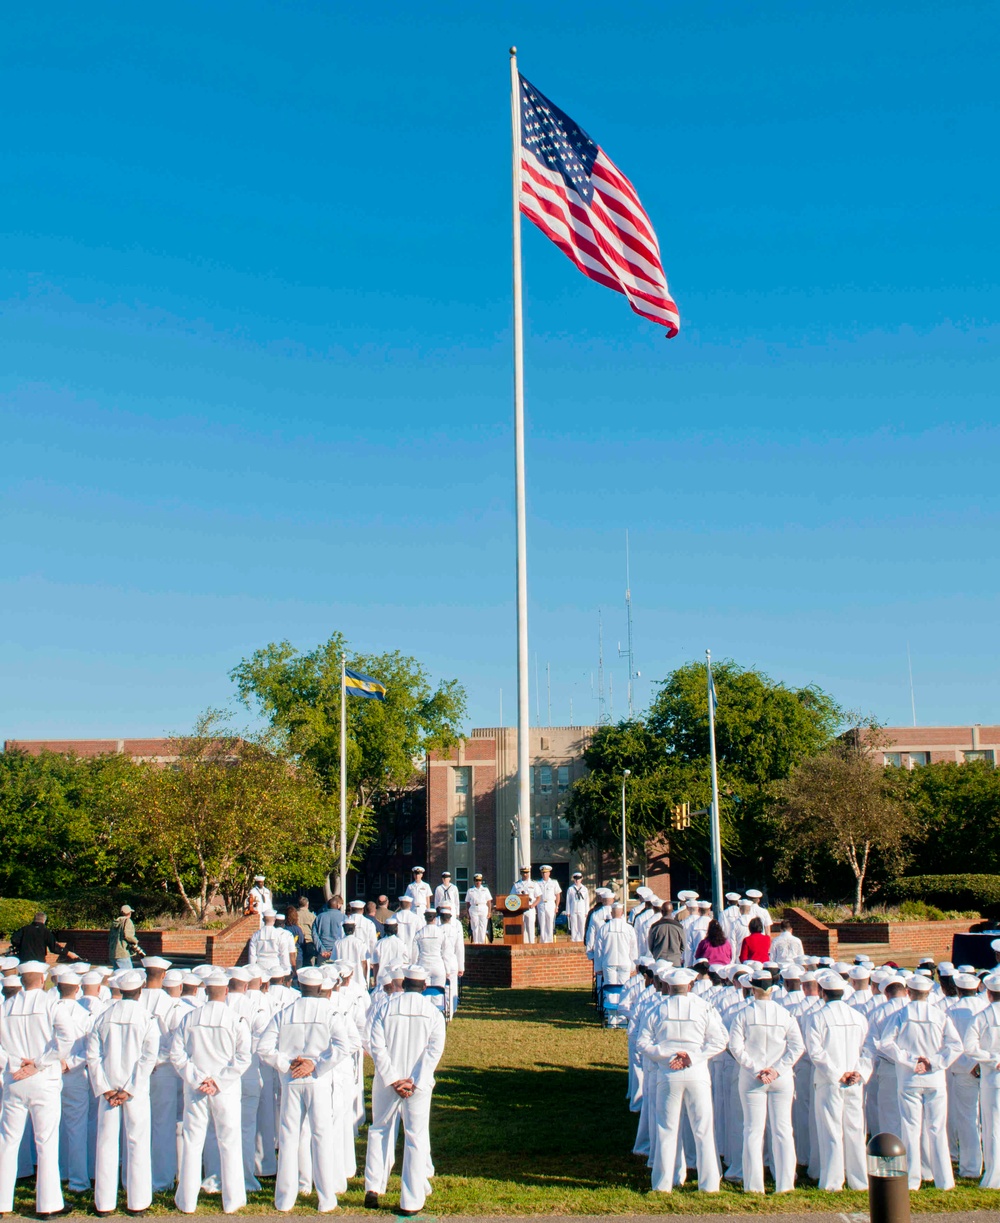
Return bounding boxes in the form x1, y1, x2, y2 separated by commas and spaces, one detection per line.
519, 74, 598, 205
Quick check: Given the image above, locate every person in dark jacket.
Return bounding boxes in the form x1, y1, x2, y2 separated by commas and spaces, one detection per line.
645, 901, 685, 963
10, 912, 76, 962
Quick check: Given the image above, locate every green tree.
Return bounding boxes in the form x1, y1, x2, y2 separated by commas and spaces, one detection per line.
103, 713, 340, 920
902, 760, 1000, 875
230, 633, 466, 888
777, 728, 911, 913
565, 660, 842, 890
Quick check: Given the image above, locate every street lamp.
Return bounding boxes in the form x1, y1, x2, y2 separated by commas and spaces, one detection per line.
621, 769, 631, 906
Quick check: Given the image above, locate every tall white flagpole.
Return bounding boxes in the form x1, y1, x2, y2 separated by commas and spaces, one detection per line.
339, 653, 348, 896
706, 649, 724, 914
510, 47, 532, 876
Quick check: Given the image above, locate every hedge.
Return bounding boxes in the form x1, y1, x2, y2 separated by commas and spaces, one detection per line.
884, 874, 1000, 917
0, 899, 43, 938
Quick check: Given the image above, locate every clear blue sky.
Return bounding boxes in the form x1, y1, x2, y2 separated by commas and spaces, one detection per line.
2, 1, 998, 739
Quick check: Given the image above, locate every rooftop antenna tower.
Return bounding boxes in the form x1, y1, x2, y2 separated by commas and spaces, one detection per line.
618, 529, 636, 719
546, 661, 552, 727
907, 642, 917, 728
597, 610, 607, 725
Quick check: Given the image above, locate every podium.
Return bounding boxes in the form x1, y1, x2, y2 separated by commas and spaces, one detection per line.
497, 893, 533, 944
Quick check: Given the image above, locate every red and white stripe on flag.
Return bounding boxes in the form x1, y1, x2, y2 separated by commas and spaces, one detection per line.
518, 74, 679, 337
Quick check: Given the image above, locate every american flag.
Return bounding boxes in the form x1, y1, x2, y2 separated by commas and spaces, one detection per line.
518, 74, 679, 337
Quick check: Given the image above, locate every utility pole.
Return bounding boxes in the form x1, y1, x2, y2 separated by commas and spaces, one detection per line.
618, 529, 636, 719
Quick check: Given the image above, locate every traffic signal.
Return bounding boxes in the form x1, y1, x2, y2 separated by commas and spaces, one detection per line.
670, 802, 690, 831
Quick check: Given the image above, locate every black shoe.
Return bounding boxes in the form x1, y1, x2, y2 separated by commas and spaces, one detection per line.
397, 1212, 420, 1218
364, 1193, 380, 1209
37, 1212, 73, 1220
94, 1212, 114, 1218
125, 1212, 148, 1219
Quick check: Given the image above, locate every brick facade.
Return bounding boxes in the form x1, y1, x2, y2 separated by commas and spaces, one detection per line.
53, 913, 259, 968
463, 942, 594, 989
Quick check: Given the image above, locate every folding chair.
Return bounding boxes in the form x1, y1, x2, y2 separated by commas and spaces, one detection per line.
600, 982, 627, 1028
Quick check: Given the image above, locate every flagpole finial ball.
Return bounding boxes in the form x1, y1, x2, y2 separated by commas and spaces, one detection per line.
510, 46, 517, 56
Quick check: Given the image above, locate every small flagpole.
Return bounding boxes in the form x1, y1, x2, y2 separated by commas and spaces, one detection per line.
510, 47, 531, 876
340, 653, 348, 896
706, 649, 724, 914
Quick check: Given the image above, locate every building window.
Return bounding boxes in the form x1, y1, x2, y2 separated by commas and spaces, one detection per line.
557, 765, 570, 792
539, 765, 552, 794
454, 766, 471, 794
964, 750, 995, 765
541, 814, 553, 841
454, 815, 469, 844
530, 766, 535, 793
401, 833, 413, 855
557, 816, 571, 840
883, 753, 902, 767
908, 751, 930, 767
455, 867, 468, 898
387, 872, 397, 896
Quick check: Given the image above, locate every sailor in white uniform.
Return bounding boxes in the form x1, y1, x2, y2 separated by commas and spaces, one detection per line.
465, 875, 493, 945
403, 868, 433, 915
565, 873, 590, 943
536, 865, 562, 944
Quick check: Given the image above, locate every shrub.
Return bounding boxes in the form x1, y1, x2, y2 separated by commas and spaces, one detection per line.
0, 898, 42, 938
885, 874, 1000, 918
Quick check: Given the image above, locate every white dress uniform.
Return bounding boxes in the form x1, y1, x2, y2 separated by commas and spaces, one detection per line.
334, 932, 369, 983
877, 997, 963, 1189
728, 998, 804, 1192
139, 986, 183, 1192
364, 988, 447, 1213
683, 916, 711, 967
248, 884, 273, 925
433, 883, 460, 912
170, 999, 251, 1213
537, 877, 562, 943
353, 913, 380, 957
413, 925, 448, 989
719, 900, 742, 943
782, 991, 822, 1176
54, 994, 95, 1192
565, 881, 590, 943
585, 902, 614, 961
805, 998, 872, 1191
946, 994, 988, 1179
403, 879, 433, 914
465, 885, 493, 944
963, 996, 1000, 1189
593, 918, 639, 987
512, 877, 542, 943
221, 991, 271, 1192
633, 906, 659, 959
258, 992, 354, 1212
372, 931, 410, 974
86, 997, 161, 1214
769, 931, 805, 962
0, 986, 70, 1216
637, 989, 727, 1193
394, 907, 422, 952
248, 926, 292, 978
437, 920, 465, 1006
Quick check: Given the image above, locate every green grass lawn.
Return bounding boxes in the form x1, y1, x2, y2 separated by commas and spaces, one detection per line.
12, 985, 1000, 1214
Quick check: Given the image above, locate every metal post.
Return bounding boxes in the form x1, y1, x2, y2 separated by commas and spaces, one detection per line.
706, 649, 724, 914
339, 653, 347, 897
867, 1133, 910, 1223
621, 769, 631, 905
510, 47, 531, 875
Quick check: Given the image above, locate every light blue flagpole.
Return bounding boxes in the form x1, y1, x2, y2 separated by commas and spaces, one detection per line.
706, 649, 724, 914
340, 653, 348, 895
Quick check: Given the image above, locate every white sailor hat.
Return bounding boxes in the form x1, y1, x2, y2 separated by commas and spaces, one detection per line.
638, 956, 655, 968
253, 874, 266, 881
745, 888, 763, 899
540, 865, 552, 872
334, 959, 354, 975
938, 963, 955, 977
244, 964, 263, 980
957, 964, 976, 974
70, 962, 91, 975
203, 969, 229, 987
572, 871, 583, 878
182, 973, 202, 986
648, 895, 663, 906
738, 897, 754, 908
983, 972, 1000, 991
192, 965, 215, 978
297, 967, 324, 986
438, 905, 453, 915
141, 956, 172, 970
441, 870, 452, 877
801, 970, 818, 982
163, 969, 185, 987
596, 887, 614, 898
779, 965, 802, 980
0, 956, 20, 972
818, 956, 834, 967
412, 866, 425, 873
404, 965, 427, 982
816, 970, 845, 990
274, 913, 286, 922
376, 967, 394, 986
228, 966, 252, 983
636, 886, 652, 899
667, 968, 697, 986
954, 973, 980, 990
474, 873, 484, 880
81, 970, 105, 985
349, 900, 365, 909
398, 894, 412, 903
383, 915, 398, 926
833, 962, 853, 974
17, 960, 48, 975
991, 939, 1000, 952
116, 969, 146, 991
725, 891, 741, 902
848, 965, 871, 980
907, 974, 933, 992
261, 907, 277, 918
654, 964, 673, 982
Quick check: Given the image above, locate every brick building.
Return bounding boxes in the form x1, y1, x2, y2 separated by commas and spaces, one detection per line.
4, 738, 185, 762
875, 725, 1000, 769
347, 780, 427, 902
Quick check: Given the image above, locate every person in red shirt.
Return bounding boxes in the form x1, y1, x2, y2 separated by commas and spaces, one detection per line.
738, 916, 771, 963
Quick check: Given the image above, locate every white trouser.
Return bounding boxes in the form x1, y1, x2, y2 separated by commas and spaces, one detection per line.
149, 1063, 181, 1191
896, 1070, 953, 1190
203, 1072, 262, 1194
522, 906, 537, 944
876, 1057, 901, 1139
469, 907, 489, 944
739, 1069, 795, 1193
364, 1077, 434, 1212
649, 1070, 720, 1193
947, 1066, 982, 1179
723, 1053, 744, 1179
420, 956, 447, 989
329, 1061, 356, 1191
275, 1077, 338, 1212
981, 1066, 1000, 1189
791, 1057, 813, 1173
0, 1072, 63, 1214
538, 901, 556, 942
176, 1083, 245, 1214
255, 1060, 278, 1176
812, 1077, 866, 1191
632, 1053, 654, 1156
59, 1065, 92, 1191
569, 912, 586, 942
94, 1089, 152, 1213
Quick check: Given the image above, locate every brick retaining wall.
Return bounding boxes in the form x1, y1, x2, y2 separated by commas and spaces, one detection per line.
53, 913, 259, 968
464, 942, 593, 989
782, 907, 838, 958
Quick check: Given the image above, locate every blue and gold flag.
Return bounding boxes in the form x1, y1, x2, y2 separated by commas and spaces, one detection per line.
344, 667, 387, 701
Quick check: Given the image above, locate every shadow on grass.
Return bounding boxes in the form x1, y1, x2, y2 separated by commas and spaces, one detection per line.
457, 986, 608, 1031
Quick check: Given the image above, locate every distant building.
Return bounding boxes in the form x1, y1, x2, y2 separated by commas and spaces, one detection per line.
347, 779, 427, 903
5, 738, 187, 763
875, 725, 1000, 769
